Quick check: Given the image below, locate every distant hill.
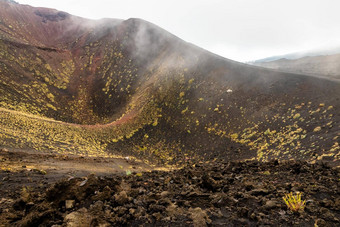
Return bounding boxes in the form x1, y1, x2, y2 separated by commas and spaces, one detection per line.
253, 46, 340, 63
0, 0, 339, 166
253, 53, 340, 80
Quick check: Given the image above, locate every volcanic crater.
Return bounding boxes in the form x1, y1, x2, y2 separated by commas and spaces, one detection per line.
0, 1, 340, 226
0, 0, 339, 166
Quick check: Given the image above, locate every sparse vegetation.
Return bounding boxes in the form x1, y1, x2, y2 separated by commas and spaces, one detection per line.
283, 192, 306, 212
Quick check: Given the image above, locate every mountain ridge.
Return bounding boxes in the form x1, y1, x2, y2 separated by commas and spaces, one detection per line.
0, 0, 339, 166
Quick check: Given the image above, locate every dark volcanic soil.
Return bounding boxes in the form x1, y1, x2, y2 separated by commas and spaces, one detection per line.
0, 148, 153, 226
1, 153, 339, 226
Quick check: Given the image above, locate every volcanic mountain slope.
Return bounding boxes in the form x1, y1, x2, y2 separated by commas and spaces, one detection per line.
253, 53, 340, 80
0, 0, 339, 166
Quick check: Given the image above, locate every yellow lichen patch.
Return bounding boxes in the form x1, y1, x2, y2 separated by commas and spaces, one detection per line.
152, 119, 158, 126
293, 113, 300, 119
230, 133, 238, 140
181, 107, 188, 114
313, 126, 321, 132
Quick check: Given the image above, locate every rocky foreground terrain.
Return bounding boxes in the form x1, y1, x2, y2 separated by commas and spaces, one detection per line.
0, 150, 339, 226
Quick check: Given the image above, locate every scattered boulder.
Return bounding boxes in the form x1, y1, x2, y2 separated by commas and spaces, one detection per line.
64, 208, 92, 227
189, 207, 211, 227
160, 191, 170, 198
114, 191, 129, 205
250, 188, 269, 196
65, 200, 75, 209
263, 200, 278, 210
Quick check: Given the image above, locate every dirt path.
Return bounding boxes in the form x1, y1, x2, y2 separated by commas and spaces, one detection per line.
0, 147, 155, 225
0, 148, 151, 177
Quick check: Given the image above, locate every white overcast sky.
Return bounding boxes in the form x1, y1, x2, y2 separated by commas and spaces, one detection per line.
17, 0, 340, 62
